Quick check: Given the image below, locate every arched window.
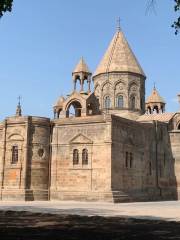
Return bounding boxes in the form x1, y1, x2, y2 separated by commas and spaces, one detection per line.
104, 96, 111, 109
130, 96, 136, 110
73, 149, 79, 165
178, 123, 180, 130
82, 149, 88, 165
12, 145, 18, 164
116, 95, 124, 108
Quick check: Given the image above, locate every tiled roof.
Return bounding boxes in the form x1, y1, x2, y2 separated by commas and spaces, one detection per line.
73, 57, 91, 74
94, 30, 145, 77
137, 113, 175, 122
54, 96, 65, 107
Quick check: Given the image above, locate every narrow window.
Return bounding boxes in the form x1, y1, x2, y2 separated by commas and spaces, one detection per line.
117, 95, 124, 108
178, 123, 180, 130
130, 153, 133, 168
130, 96, 136, 110
149, 162, 152, 176
73, 149, 79, 165
82, 149, 88, 165
12, 145, 18, 164
104, 96, 111, 109
125, 152, 128, 168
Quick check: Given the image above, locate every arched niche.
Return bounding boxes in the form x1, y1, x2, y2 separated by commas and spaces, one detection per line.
114, 80, 125, 91
8, 134, 24, 141
102, 81, 112, 93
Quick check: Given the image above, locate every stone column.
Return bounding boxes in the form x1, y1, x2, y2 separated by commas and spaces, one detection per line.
73, 80, 76, 91
80, 79, 84, 92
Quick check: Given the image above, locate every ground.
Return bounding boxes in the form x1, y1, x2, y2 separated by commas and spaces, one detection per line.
0, 201, 180, 239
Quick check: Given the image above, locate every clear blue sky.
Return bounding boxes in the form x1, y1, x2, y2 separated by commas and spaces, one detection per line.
0, 0, 179, 119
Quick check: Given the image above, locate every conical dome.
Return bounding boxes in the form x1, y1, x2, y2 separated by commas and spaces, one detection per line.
146, 87, 165, 104
54, 96, 65, 107
94, 30, 145, 77
73, 57, 91, 74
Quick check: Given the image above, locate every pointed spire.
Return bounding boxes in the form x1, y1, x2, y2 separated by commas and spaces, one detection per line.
93, 29, 146, 77
16, 96, 22, 117
72, 57, 92, 93
73, 57, 91, 74
146, 87, 165, 104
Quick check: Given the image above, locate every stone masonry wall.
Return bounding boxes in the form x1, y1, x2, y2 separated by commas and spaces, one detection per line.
111, 116, 177, 201
50, 115, 113, 201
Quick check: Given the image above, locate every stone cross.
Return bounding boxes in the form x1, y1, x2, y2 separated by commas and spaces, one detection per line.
117, 17, 121, 31
18, 95, 22, 106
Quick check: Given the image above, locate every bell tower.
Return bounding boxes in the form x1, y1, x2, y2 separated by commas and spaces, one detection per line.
146, 86, 166, 114
72, 57, 92, 93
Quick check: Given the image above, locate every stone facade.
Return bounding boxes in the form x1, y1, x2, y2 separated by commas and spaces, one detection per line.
0, 27, 180, 202
0, 116, 50, 200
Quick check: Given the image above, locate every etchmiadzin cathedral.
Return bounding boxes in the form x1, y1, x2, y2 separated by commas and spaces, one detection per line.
0, 23, 180, 202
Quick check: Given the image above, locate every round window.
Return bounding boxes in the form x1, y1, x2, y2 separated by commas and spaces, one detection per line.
38, 148, 44, 158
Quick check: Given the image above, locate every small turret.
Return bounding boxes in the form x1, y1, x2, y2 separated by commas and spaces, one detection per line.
53, 96, 65, 118
72, 57, 92, 93
146, 86, 166, 114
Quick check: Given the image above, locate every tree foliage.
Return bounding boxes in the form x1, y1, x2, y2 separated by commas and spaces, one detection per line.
172, 0, 180, 34
0, 0, 13, 18
149, 0, 180, 34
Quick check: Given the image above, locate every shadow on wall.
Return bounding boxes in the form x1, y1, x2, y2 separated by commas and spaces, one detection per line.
111, 116, 178, 202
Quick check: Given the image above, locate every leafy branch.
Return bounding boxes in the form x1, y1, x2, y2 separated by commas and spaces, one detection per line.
172, 0, 180, 34
0, 0, 13, 18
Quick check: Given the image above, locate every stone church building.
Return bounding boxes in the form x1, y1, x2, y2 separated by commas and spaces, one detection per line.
0, 27, 180, 202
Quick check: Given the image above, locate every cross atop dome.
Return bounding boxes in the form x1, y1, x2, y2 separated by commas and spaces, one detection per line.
16, 95, 22, 117
116, 17, 121, 32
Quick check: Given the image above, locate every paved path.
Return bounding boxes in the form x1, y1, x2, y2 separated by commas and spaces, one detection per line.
0, 201, 180, 222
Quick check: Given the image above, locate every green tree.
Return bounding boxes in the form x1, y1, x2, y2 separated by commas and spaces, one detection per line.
0, 0, 13, 18
172, 0, 180, 34
149, 0, 180, 34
